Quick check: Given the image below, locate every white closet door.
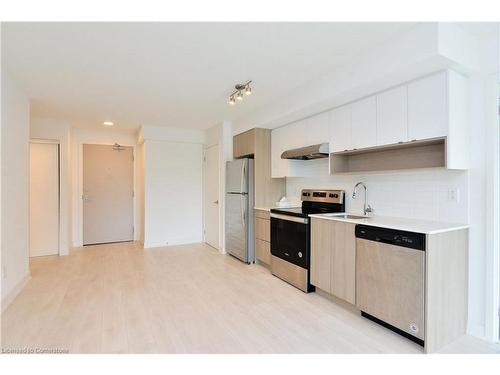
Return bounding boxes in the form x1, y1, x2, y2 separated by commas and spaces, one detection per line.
30, 142, 59, 257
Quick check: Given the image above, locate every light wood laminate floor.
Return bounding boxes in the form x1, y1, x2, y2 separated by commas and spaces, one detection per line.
2, 242, 499, 354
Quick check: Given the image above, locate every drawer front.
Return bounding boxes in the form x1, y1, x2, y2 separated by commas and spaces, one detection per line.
255, 217, 270, 242
254, 209, 270, 220
256, 239, 271, 265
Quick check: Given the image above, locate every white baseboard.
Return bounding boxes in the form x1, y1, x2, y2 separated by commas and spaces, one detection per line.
143, 238, 203, 249
467, 323, 486, 340
1, 273, 31, 312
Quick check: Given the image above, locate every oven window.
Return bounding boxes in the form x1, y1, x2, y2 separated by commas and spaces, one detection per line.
270, 217, 309, 269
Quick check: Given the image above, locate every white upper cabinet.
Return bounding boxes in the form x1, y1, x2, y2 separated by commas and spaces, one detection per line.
271, 113, 330, 177
351, 97, 377, 150
306, 112, 330, 147
330, 105, 351, 152
376, 86, 408, 146
407, 72, 448, 141
273, 70, 467, 176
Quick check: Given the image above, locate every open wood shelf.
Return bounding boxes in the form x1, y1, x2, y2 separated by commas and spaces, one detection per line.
329, 138, 446, 174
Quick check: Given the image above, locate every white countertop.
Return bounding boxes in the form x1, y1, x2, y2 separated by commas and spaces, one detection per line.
254, 205, 299, 212
308, 213, 469, 235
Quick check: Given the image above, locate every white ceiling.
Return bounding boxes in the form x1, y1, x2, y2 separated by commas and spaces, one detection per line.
2, 22, 419, 130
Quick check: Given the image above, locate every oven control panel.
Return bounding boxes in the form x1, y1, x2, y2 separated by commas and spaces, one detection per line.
301, 189, 344, 204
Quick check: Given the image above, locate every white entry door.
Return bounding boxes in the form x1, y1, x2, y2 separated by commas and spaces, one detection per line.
83, 144, 134, 245
204, 145, 219, 249
29, 142, 59, 257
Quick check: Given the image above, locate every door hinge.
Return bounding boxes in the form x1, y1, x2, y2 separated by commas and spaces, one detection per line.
203, 156, 206, 162
132, 191, 134, 197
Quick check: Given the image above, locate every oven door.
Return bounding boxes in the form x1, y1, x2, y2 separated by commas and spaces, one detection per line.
270, 213, 309, 269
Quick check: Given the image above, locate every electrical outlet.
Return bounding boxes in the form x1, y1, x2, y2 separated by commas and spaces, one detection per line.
448, 188, 460, 203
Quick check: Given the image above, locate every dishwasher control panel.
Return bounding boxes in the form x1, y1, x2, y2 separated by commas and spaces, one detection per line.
355, 225, 425, 251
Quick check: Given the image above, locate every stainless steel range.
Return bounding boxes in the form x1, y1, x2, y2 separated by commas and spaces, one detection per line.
270, 189, 345, 292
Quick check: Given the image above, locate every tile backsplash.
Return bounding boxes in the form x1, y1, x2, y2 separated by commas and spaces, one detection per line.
285, 163, 469, 224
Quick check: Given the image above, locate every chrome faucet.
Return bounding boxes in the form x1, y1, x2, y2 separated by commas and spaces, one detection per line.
352, 182, 372, 216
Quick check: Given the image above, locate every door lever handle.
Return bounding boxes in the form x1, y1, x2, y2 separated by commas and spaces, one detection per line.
213, 200, 219, 204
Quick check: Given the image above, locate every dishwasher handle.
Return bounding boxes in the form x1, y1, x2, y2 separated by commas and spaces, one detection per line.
371, 237, 398, 246
355, 224, 426, 251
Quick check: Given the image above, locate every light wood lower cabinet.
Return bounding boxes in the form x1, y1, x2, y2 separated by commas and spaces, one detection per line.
311, 218, 356, 304
310, 218, 332, 292
255, 217, 270, 242
311, 217, 468, 353
254, 209, 271, 265
255, 239, 271, 265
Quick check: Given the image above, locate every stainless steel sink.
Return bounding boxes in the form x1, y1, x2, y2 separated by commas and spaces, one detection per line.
322, 213, 370, 219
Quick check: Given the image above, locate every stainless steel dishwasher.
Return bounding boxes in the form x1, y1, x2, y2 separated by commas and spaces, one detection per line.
355, 225, 426, 346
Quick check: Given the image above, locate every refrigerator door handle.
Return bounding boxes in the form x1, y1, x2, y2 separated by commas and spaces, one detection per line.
240, 194, 246, 228
240, 162, 246, 194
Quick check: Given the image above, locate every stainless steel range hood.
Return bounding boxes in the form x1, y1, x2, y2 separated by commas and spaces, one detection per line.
280, 143, 329, 160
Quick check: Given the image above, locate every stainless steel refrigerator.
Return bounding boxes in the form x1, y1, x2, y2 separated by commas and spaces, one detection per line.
225, 158, 255, 263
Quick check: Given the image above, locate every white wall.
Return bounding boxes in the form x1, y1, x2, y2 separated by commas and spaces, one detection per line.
143, 140, 203, 248
139, 125, 206, 144
204, 121, 232, 253
70, 127, 138, 246
1, 69, 30, 306
30, 118, 72, 255
139, 125, 206, 249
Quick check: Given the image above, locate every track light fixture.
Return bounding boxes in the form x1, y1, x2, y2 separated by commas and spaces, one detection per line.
228, 80, 252, 105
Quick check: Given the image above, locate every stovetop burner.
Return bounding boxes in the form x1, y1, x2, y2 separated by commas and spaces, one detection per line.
270, 189, 345, 218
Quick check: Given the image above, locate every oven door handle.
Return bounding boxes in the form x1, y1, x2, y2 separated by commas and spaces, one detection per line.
270, 213, 309, 224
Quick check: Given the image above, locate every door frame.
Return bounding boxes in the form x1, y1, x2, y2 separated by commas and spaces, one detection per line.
29, 138, 61, 256
203, 143, 220, 250
77, 141, 137, 247
484, 76, 500, 343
